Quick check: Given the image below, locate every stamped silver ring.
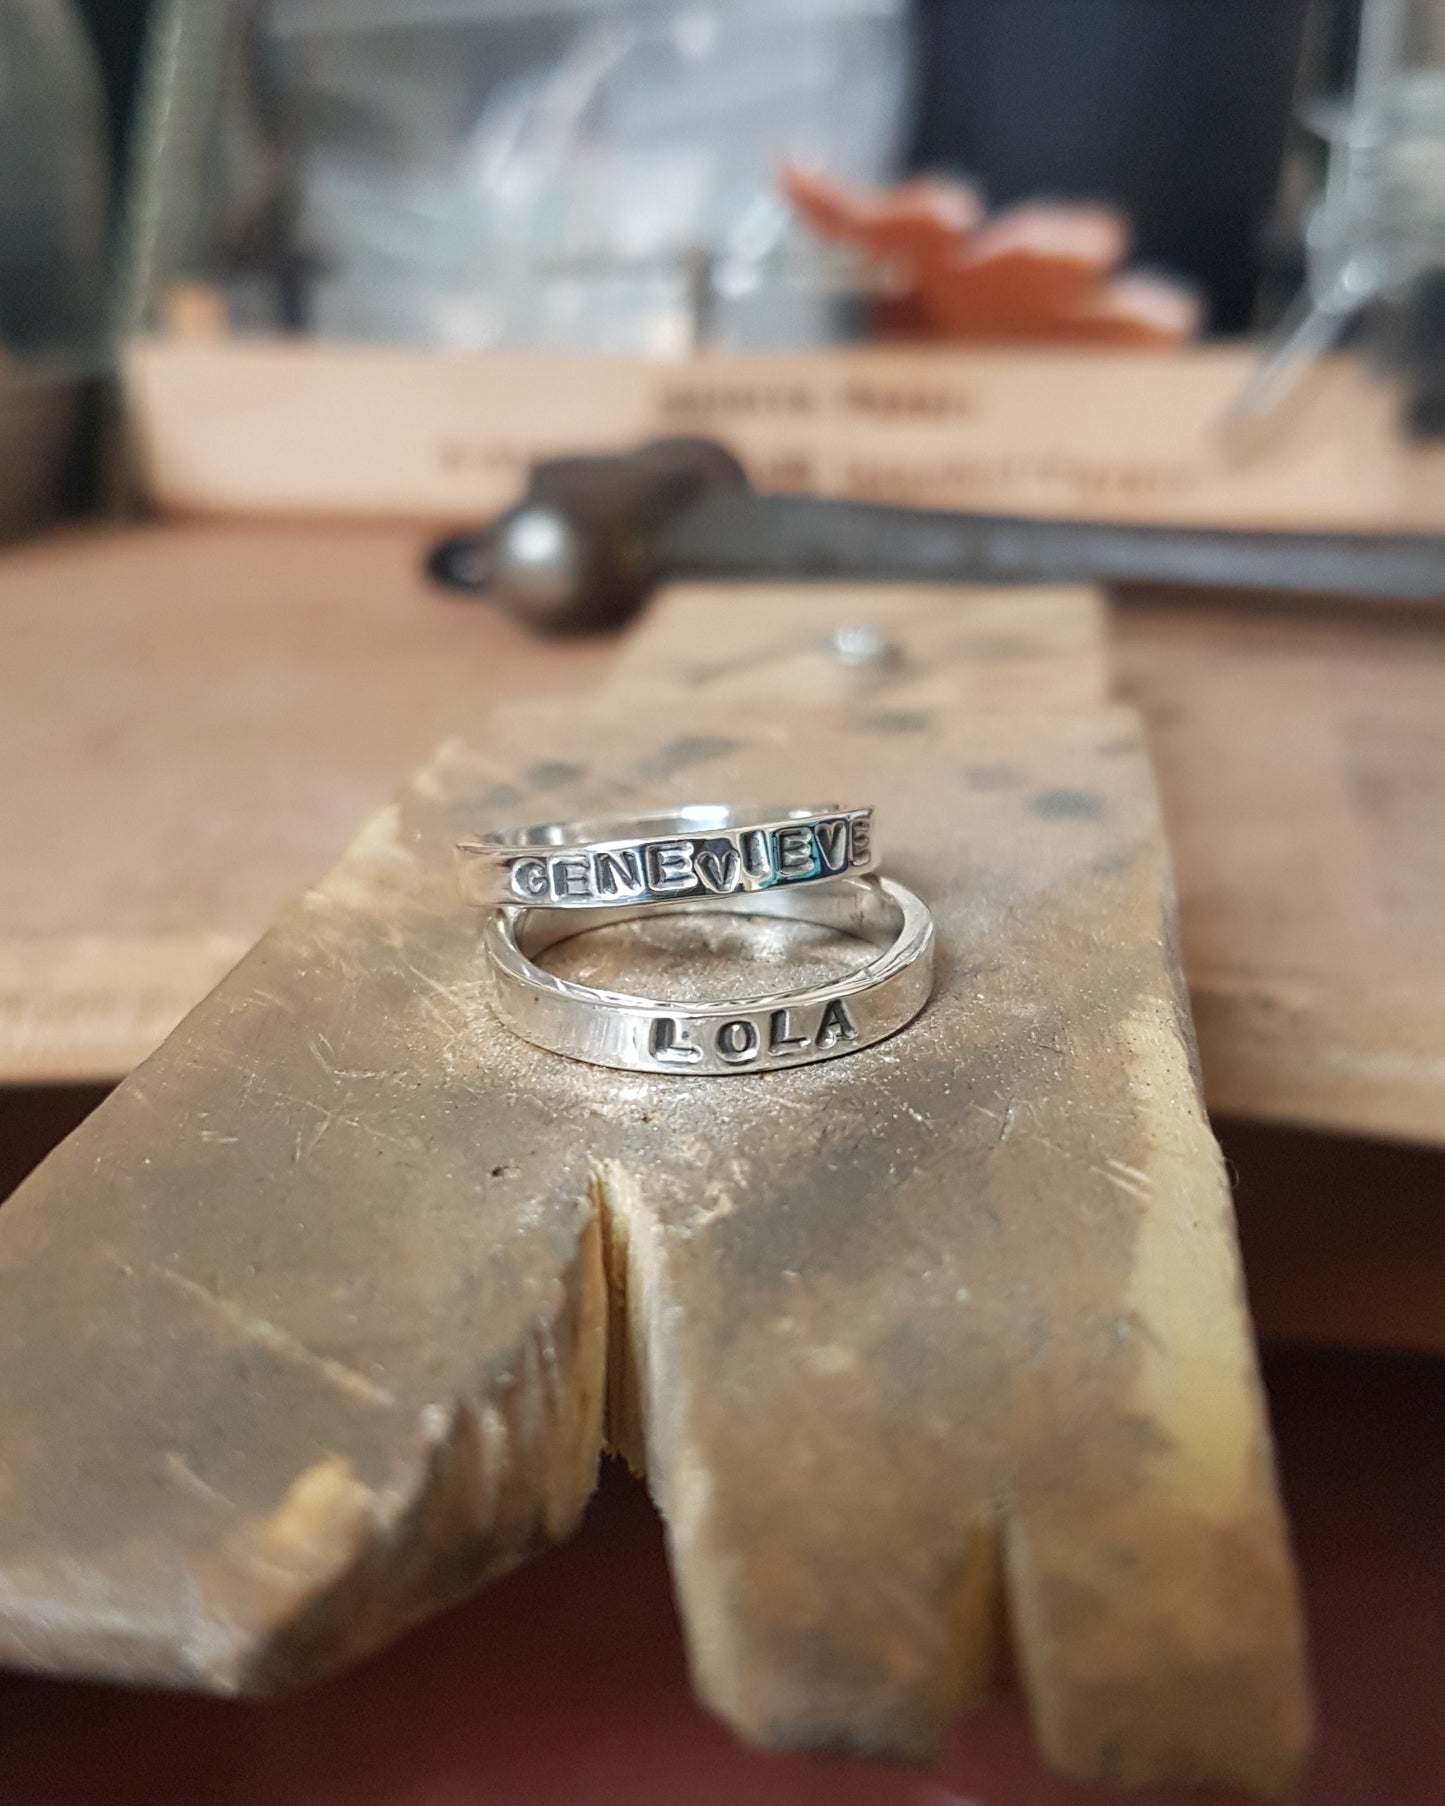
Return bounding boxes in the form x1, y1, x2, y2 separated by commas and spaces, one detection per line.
457, 803, 874, 910
482, 873, 933, 1075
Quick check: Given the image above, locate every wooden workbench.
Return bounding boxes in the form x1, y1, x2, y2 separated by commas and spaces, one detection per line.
0, 554, 1315, 1791
3, 520, 1443, 1149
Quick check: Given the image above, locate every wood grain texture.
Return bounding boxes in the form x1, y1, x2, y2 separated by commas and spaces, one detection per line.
0, 523, 607, 1082
1117, 605, 1445, 1144
610, 585, 1445, 1146
2, 525, 1443, 1148
600, 581, 1108, 713
0, 693, 1309, 1791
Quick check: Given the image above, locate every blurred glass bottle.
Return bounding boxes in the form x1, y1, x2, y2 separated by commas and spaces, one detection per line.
0, 0, 108, 360
1232, 0, 1445, 501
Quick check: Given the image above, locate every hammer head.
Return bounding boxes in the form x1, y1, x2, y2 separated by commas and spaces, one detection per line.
429, 436, 750, 634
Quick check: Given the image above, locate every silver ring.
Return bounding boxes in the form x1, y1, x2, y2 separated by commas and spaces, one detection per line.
482, 874, 934, 1075
457, 803, 874, 910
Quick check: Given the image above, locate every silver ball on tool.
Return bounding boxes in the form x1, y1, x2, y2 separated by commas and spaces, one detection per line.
489, 505, 588, 631
825, 623, 901, 668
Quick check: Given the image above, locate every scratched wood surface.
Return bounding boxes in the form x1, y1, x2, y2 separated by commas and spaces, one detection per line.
0, 524, 606, 1083
609, 585, 1445, 1146
0, 532, 1096, 1082
598, 581, 1108, 713
0, 678, 1309, 1789
1, 524, 1443, 1149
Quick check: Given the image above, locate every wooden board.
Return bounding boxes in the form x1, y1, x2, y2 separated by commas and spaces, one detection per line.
0, 539, 1095, 1083
0, 681, 1309, 1790
606, 584, 1445, 1146
125, 338, 1445, 532
1117, 605, 1445, 1145
0, 1347, 1434, 1806
599, 581, 1109, 714
2, 525, 1444, 1150
0, 523, 606, 1083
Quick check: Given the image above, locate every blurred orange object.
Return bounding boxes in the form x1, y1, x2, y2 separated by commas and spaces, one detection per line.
783, 165, 1200, 347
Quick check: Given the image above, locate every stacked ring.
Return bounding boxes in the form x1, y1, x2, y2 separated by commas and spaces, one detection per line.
456, 803, 874, 908
484, 875, 933, 1075
457, 803, 933, 1075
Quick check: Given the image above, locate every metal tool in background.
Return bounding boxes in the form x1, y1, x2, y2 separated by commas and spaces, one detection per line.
426, 435, 1445, 635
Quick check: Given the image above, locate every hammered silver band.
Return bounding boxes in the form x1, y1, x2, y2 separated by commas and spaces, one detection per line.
482, 874, 933, 1075
457, 803, 874, 910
